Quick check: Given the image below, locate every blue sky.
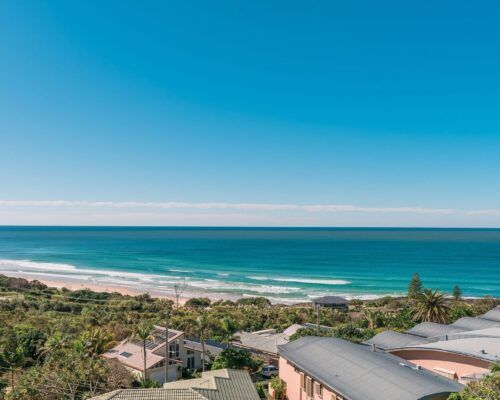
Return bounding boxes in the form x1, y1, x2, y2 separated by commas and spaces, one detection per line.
1, 1, 499, 226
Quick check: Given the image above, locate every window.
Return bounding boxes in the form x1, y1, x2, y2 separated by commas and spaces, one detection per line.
300, 372, 305, 390
306, 377, 313, 398
119, 351, 132, 358
315, 382, 323, 398
169, 341, 180, 357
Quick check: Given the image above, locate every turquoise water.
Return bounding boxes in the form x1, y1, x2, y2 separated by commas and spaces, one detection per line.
0, 227, 499, 302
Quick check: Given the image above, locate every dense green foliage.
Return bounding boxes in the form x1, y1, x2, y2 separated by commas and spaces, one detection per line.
269, 376, 286, 400
0, 274, 497, 399
448, 374, 500, 400
211, 349, 262, 372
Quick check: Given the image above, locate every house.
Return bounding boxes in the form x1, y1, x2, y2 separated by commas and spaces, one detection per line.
183, 338, 227, 370
102, 326, 185, 384
233, 324, 304, 365
364, 307, 500, 383
312, 296, 348, 310
276, 336, 462, 400
90, 368, 260, 400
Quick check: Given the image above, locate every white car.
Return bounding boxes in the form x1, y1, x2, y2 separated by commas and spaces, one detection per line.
261, 365, 279, 377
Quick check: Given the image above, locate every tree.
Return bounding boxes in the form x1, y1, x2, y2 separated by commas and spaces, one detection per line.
332, 324, 375, 343
194, 313, 211, 372
363, 309, 385, 329
270, 376, 287, 400
0, 328, 25, 390
452, 285, 462, 301
173, 282, 186, 309
130, 321, 154, 382
78, 328, 115, 357
412, 289, 450, 323
38, 331, 71, 357
448, 303, 473, 323
185, 297, 211, 308
236, 297, 271, 307
447, 374, 499, 400
492, 360, 500, 373
220, 317, 240, 348
211, 349, 262, 372
408, 273, 423, 301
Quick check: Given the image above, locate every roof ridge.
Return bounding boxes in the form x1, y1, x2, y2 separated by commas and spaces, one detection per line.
188, 387, 209, 400
104, 389, 123, 399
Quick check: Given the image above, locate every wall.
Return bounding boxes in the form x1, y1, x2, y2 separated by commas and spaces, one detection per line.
390, 349, 491, 383
146, 365, 179, 384
278, 356, 337, 400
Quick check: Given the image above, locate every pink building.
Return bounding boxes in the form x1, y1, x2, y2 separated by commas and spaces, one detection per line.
389, 337, 498, 383
365, 309, 500, 384
275, 337, 462, 400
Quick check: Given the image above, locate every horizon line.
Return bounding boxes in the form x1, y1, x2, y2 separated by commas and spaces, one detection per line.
1, 224, 500, 230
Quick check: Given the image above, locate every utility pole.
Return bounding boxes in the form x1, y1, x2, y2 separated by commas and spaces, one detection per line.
316, 304, 320, 336
164, 310, 169, 384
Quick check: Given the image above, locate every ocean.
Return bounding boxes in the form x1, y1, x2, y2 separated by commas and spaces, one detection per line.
0, 226, 499, 302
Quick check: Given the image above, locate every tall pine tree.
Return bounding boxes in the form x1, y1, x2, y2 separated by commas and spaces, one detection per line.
408, 272, 423, 301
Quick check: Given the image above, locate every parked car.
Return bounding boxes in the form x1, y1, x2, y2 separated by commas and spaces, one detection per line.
260, 365, 279, 378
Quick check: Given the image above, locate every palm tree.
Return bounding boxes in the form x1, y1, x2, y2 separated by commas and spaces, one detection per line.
39, 331, 71, 357
195, 313, 211, 372
412, 289, 450, 323
220, 317, 240, 349
79, 328, 115, 356
492, 360, 500, 373
130, 321, 155, 382
363, 309, 384, 329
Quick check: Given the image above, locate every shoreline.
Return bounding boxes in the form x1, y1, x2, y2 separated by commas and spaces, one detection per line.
1, 271, 397, 304
0, 271, 494, 305
0, 259, 410, 304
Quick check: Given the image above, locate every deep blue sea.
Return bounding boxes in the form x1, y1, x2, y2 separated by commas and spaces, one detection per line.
0, 227, 499, 302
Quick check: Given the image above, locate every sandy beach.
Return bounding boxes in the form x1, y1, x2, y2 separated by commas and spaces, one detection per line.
3, 271, 189, 305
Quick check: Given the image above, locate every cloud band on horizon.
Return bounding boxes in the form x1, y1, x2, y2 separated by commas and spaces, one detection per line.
0, 200, 499, 216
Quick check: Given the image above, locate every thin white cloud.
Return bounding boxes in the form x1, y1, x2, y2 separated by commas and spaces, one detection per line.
0, 199, 498, 216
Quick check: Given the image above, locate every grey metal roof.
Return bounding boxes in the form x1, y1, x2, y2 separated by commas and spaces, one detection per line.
279, 337, 462, 400
90, 369, 260, 400
451, 316, 500, 331
407, 337, 500, 362
405, 322, 466, 338
363, 331, 438, 350
480, 307, 500, 322
312, 296, 348, 305
184, 339, 227, 357
445, 327, 500, 340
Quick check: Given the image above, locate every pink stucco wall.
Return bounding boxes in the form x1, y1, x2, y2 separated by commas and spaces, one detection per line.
278, 356, 338, 400
390, 349, 491, 382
